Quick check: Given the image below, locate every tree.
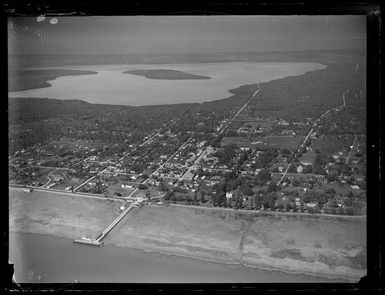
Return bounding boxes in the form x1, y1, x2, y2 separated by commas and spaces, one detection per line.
277, 201, 285, 212
185, 194, 193, 205
326, 174, 338, 182
138, 183, 147, 190
165, 191, 174, 201
193, 190, 198, 205
302, 165, 313, 174
285, 201, 291, 212
200, 191, 206, 203
280, 148, 291, 156
257, 168, 272, 185
241, 182, 253, 196
254, 191, 264, 209
344, 207, 354, 215
343, 198, 353, 207
346, 191, 354, 199
268, 193, 278, 210
266, 181, 277, 193
325, 187, 336, 196
176, 194, 185, 202
292, 179, 300, 187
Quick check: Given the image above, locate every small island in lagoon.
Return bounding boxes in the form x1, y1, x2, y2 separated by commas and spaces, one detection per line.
124, 69, 211, 80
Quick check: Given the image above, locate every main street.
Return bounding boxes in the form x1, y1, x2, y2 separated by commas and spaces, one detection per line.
180, 84, 260, 182
73, 131, 159, 191
218, 84, 260, 135
340, 135, 358, 178
125, 136, 192, 199
277, 90, 347, 187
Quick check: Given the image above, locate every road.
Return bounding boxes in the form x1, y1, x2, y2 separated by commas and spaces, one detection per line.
168, 203, 365, 218
125, 85, 260, 197
218, 84, 260, 136
148, 137, 192, 179
178, 85, 261, 183
9, 185, 125, 203
73, 131, 159, 192
124, 137, 192, 199
277, 90, 347, 187
340, 135, 358, 178
179, 147, 207, 181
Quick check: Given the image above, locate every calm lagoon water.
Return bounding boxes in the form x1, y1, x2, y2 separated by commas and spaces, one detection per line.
9, 232, 345, 283
8, 62, 326, 106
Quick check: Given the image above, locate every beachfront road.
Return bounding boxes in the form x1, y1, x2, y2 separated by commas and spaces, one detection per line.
9, 186, 125, 203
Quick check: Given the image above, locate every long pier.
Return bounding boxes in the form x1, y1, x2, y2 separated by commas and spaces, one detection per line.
74, 201, 137, 246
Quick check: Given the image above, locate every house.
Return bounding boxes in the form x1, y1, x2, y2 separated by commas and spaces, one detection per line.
121, 184, 133, 189
306, 202, 317, 208
350, 185, 360, 190
226, 192, 233, 199
240, 147, 250, 152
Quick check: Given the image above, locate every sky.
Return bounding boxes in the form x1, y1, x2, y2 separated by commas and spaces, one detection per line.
8, 15, 366, 55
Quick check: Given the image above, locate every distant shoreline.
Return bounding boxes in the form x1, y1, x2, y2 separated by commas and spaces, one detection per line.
8, 62, 326, 106
8, 69, 98, 92
124, 69, 211, 80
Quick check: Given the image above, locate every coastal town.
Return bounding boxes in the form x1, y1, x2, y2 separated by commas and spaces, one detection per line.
8, 14, 371, 285
9, 82, 366, 221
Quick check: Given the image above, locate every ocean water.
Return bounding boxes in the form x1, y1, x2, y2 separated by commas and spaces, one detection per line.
8, 62, 326, 106
9, 232, 344, 283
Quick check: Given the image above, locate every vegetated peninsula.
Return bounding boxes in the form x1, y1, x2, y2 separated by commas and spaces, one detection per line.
8, 69, 98, 92
125, 69, 211, 80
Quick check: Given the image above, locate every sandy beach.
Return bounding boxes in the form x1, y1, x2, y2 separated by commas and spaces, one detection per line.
9, 188, 366, 282
9, 188, 121, 239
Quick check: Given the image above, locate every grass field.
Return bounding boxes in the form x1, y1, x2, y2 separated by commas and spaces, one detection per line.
262, 136, 305, 149
299, 149, 317, 164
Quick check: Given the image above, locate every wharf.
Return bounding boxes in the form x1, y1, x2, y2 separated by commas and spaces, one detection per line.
74, 239, 104, 247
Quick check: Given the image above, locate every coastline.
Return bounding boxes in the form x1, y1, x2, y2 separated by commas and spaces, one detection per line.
9, 230, 352, 283
10, 231, 352, 283
9, 188, 366, 282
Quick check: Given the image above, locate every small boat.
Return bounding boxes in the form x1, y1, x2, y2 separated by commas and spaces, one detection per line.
81, 234, 92, 241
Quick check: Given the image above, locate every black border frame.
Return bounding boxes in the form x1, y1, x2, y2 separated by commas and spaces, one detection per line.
1, 1, 382, 294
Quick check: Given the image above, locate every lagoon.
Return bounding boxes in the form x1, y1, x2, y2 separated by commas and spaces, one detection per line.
8, 62, 326, 106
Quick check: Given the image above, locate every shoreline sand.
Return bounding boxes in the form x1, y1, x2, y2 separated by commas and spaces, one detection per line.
9, 188, 366, 282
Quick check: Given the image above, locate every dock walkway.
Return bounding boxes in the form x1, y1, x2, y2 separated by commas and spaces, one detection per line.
74, 201, 136, 246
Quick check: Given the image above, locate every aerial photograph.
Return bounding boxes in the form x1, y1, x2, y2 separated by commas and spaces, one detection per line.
8, 15, 366, 283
